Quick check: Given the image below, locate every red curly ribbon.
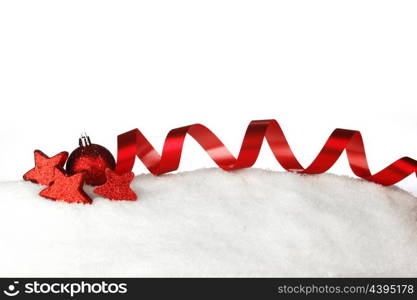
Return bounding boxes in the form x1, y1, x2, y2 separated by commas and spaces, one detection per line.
115, 119, 417, 186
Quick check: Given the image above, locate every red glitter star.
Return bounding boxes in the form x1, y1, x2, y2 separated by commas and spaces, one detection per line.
94, 169, 137, 201
39, 170, 92, 204
23, 150, 69, 185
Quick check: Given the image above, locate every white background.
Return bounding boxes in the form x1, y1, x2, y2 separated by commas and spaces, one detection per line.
0, 0, 416, 195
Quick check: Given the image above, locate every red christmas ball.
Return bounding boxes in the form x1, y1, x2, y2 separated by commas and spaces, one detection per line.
66, 134, 116, 186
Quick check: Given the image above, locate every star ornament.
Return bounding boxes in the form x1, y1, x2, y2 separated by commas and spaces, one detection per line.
94, 169, 137, 201
23, 150, 69, 185
39, 170, 92, 204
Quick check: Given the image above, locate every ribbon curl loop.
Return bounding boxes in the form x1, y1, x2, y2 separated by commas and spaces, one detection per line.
115, 119, 417, 186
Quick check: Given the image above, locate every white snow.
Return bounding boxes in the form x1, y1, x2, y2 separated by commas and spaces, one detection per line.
1, 168, 417, 277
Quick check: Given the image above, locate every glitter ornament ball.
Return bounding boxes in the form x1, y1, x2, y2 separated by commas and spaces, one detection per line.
66, 134, 116, 186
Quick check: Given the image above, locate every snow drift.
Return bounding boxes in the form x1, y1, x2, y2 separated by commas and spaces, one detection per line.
1, 168, 417, 277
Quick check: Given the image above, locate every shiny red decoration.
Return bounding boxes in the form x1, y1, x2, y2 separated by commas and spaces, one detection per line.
115, 119, 417, 186
66, 137, 116, 186
23, 150, 69, 185
93, 168, 137, 201
39, 169, 92, 204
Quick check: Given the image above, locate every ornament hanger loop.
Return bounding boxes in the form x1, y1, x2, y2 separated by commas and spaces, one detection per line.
79, 133, 91, 147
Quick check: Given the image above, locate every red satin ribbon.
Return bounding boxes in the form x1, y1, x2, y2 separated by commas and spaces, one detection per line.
115, 119, 416, 186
